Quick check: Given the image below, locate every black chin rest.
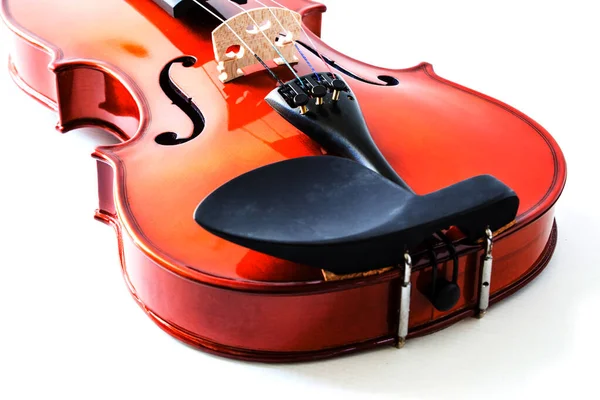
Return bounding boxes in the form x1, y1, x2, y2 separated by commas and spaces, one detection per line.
194, 156, 519, 275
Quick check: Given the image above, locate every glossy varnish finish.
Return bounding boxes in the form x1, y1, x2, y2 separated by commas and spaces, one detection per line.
2, 0, 566, 361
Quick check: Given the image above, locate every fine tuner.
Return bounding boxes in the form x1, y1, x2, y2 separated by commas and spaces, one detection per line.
276, 72, 349, 114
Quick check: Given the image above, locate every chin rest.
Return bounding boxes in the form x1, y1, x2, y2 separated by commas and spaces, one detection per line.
194, 156, 519, 275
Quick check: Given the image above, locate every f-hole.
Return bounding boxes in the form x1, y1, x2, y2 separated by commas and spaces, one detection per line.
295, 41, 400, 87
155, 56, 205, 146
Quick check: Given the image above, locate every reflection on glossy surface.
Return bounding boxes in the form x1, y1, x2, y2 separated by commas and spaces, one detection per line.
120, 41, 150, 58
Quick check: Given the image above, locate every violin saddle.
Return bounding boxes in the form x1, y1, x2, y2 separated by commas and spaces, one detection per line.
194, 156, 519, 275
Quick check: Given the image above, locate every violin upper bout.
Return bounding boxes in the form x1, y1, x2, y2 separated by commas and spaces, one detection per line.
1, 7, 146, 144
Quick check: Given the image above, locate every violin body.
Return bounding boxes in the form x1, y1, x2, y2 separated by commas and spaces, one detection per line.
2, 0, 566, 361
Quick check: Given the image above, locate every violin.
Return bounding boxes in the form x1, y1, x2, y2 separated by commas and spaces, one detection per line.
1, 0, 566, 362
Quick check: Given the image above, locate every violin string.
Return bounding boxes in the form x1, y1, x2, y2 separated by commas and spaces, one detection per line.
268, 0, 334, 75
254, 0, 320, 82
228, 0, 305, 88
191, 0, 284, 85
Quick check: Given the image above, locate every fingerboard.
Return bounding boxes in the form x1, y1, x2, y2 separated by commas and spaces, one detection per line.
151, 0, 248, 19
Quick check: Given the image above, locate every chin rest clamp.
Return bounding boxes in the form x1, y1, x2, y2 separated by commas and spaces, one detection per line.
396, 251, 412, 349
477, 228, 494, 319
396, 227, 496, 348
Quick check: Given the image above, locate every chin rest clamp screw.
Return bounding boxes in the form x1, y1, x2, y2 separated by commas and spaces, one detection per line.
477, 228, 494, 318
396, 251, 412, 348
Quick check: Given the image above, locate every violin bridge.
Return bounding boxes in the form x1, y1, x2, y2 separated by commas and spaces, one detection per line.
212, 7, 301, 83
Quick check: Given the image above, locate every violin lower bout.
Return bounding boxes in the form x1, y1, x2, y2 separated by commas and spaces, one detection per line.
95, 182, 557, 362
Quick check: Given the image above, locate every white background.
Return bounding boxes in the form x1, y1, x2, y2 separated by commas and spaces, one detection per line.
0, 1, 598, 399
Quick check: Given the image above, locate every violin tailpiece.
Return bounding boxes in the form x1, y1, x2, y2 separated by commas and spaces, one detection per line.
212, 7, 301, 83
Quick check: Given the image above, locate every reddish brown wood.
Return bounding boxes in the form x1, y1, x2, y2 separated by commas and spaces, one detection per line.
1, 0, 566, 362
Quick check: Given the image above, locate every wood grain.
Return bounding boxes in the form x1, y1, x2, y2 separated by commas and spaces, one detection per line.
212, 7, 301, 82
